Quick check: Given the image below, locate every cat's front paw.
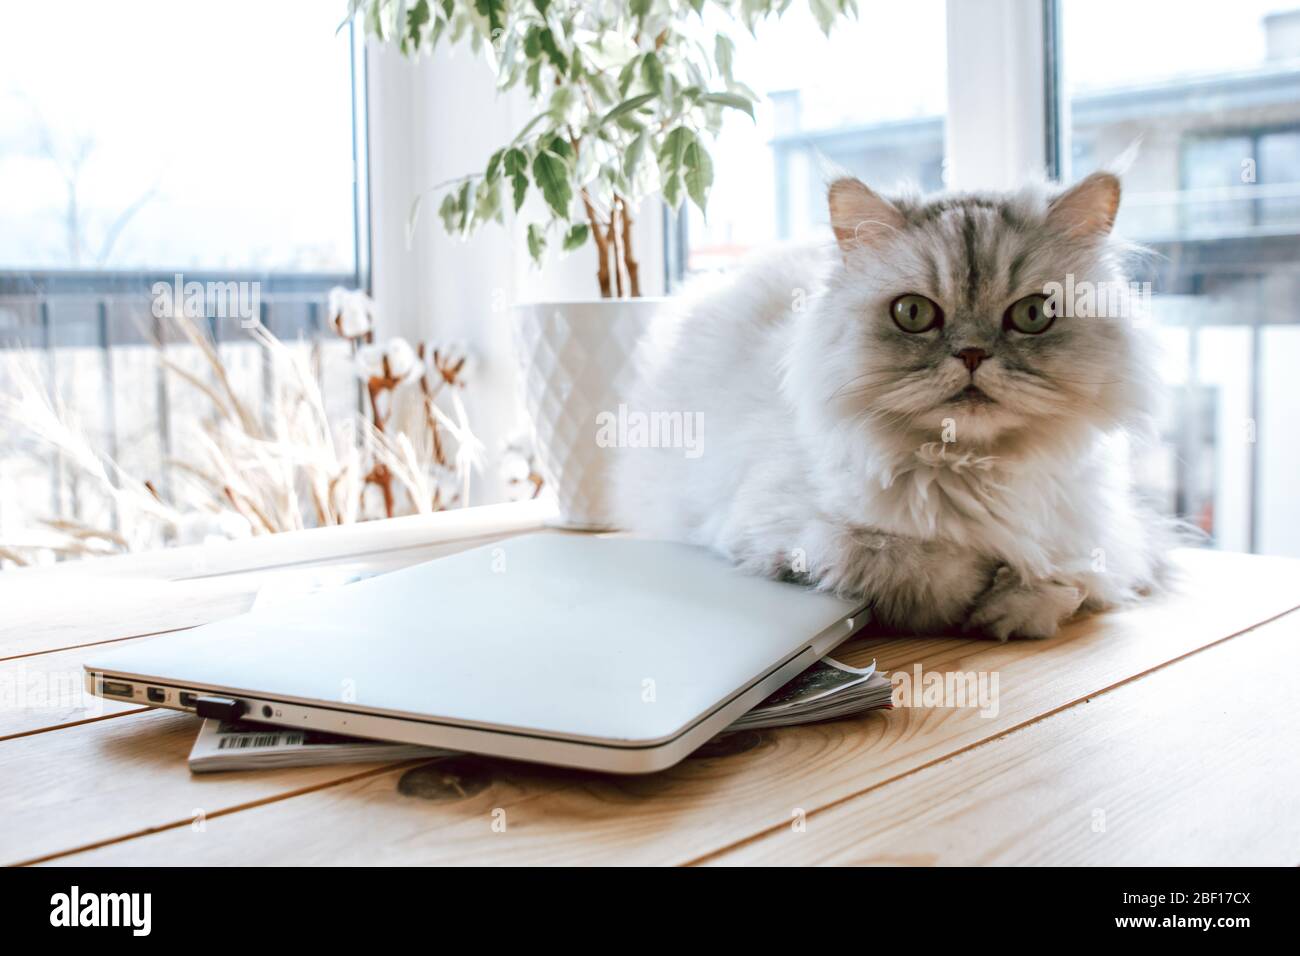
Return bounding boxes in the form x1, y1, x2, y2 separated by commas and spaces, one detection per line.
967, 568, 1084, 640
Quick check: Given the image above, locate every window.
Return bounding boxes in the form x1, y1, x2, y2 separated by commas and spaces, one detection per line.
1061, 0, 1300, 556
0, 1, 366, 562
0, 1, 361, 273
686, 1, 947, 271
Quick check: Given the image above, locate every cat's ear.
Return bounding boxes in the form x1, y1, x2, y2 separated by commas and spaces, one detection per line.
828, 178, 905, 251
1047, 172, 1121, 238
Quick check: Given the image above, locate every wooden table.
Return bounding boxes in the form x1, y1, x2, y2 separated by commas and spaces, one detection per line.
3, 498, 1298, 866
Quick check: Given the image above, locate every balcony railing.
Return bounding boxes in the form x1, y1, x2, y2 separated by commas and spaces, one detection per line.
0, 270, 361, 549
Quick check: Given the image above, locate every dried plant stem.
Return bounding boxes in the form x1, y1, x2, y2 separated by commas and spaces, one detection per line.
222, 484, 275, 536
170, 316, 262, 438
417, 344, 448, 468
364, 376, 400, 517
2, 308, 481, 564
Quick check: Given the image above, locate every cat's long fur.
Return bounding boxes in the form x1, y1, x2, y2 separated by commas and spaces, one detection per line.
611, 175, 1169, 639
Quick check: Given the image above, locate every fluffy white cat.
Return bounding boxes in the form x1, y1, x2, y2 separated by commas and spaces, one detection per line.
611, 173, 1169, 639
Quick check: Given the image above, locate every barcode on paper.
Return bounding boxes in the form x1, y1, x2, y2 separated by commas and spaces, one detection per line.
216, 733, 305, 750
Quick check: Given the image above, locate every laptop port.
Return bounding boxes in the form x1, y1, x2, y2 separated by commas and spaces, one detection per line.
102, 680, 133, 697
147, 687, 166, 704
179, 692, 198, 708
194, 696, 245, 722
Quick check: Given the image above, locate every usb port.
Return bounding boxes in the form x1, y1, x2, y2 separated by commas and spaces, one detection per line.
179, 692, 197, 708
102, 680, 133, 697
147, 687, 167, 704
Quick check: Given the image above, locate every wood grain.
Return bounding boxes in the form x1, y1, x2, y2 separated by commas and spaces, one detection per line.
0, 575, 255, 661
2, 708, 407, 866
704, 610, 1300, 866
3, 499, 552, 584
37, 548, 1300, 866
0, 643, 146, 741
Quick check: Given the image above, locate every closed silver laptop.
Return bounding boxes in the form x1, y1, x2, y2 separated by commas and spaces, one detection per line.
84, 534, 866, 773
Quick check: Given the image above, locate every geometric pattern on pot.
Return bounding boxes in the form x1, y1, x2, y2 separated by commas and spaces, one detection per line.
513, 301, 658, 530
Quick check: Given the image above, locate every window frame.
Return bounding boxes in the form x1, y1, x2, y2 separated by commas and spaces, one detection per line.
666, 0, 1058, 278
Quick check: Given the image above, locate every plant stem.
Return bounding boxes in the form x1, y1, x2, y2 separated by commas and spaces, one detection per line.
619, 195, 641, 297
609, 206, 624, 297
581, 188, 613, 297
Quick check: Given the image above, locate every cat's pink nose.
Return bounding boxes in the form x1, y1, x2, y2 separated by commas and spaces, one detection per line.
955, 348, 988, 373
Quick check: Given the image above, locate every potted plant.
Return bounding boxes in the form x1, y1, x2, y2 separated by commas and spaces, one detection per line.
355, 0, 854, 526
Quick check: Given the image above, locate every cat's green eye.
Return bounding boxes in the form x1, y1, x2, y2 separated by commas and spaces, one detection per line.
1004, 294, 1055, 335
890, 294, 943, 333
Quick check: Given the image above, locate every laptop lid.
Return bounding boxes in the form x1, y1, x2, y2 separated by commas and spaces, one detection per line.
84, 534, 862, 752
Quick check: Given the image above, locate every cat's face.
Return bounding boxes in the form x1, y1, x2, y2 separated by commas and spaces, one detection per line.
794, 174, 1152, 451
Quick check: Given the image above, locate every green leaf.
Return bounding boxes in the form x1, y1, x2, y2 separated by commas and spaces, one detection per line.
741, 0, 768, 32
714, 33, 735, 83
641, 52, 664, 95
545, 134, 573, 160
526, 58, 542, 96
624, 131, 648, 179
700, 91, 755, 119
473, 0, 505, 36
658, 126, 696, 172
503, 147, 529, 210
562, 223, 590, 251
403, 0, 430, 53
809, 0, 837, 34
630, 0, 652, 19
588, 71, 614, 105
485, 148, 505, 183
658, 126, 696, 209
455, 179, 475, 233
683, 140, 714, 213
475, 176, 502, 225
533, 0, 551, 15
532, 149, 573, 219
437, 191, 459, 234
538, 28, 568, 74
527, 223, 547, 262
549, 85, 575, 121
599, 92, 656, 127
523, 25, 542, 59
617, 57, 639, 97
662, 172, 682, 209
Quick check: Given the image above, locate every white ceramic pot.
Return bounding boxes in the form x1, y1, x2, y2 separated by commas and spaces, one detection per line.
512, 298, 663, 530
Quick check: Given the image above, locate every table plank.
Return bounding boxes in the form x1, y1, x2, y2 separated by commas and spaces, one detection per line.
2, 499, 551, 584
0, 576, 255, 662
1, 708, 413, 866
0, 643, 146, 741
36, 548, 1300, 866
705, 609, 1300, 865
